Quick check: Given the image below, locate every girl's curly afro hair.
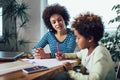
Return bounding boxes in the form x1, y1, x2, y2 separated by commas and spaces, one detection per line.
72, 13, 104, 42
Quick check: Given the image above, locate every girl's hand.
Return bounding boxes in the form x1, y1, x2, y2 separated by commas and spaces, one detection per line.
56, 54, 65, 60
63, 62, 72, 71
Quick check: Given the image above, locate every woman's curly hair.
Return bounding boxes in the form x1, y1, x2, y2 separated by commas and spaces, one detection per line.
42, 4, 70, 33
72, 12, 104, 43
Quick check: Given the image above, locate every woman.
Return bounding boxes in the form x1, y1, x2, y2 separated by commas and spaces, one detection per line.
32, 4, 76, 59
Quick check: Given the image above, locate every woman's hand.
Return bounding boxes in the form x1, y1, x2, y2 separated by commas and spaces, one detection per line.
63, 62, 72, 71
33, 48, 46, 59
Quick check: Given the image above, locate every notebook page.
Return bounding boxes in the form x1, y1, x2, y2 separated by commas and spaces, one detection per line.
0, 61, 34, 75
22, 58, 77, 68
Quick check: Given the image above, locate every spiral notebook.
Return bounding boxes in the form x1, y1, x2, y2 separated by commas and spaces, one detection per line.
0, 51, 24, 61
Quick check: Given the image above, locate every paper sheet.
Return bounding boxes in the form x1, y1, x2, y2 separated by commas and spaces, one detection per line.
22, 58, 77, 68
0, 61, 34, 75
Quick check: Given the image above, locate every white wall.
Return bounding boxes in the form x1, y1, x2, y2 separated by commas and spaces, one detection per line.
19, 0, 41, 52
24, 0, 41, 42
20, 0, 50, 53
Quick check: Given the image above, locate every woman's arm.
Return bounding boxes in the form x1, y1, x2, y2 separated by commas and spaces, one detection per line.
32, 33, 49, 50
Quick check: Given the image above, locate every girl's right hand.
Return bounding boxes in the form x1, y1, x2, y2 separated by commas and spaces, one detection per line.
56, 54, 65, 60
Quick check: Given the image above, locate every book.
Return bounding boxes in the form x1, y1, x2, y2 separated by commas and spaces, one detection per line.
0, 60, 34, 75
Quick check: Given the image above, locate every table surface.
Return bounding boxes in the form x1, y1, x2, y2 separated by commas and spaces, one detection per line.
0, 59, 80, 80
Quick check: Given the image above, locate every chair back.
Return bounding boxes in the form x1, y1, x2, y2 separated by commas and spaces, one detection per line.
117, 62, 120, 79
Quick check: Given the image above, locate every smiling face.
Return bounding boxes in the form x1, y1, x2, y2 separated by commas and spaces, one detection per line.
50, 14, 66, 32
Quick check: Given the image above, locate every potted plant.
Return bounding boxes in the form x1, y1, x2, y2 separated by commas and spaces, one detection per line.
1, 0, 29, 51
100, 4, 120, 62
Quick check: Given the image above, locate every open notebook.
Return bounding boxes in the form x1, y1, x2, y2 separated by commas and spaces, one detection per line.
0, 51, 24, 61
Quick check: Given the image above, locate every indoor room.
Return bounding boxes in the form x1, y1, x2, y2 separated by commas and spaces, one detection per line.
0, 0, 119, 80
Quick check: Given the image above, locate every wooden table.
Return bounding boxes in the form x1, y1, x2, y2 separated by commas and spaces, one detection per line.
0, 59, 80, 80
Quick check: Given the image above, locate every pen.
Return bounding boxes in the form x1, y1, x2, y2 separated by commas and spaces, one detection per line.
56, 43, 61, 57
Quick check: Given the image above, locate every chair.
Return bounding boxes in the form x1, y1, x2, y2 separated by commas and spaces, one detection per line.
116, 62, 120, 79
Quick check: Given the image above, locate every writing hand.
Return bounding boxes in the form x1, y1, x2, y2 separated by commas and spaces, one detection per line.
56, 54, 65, 60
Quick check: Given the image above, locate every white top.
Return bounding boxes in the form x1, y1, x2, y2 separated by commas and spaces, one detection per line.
65, 44, 117, 80
85, 53, 92, 73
